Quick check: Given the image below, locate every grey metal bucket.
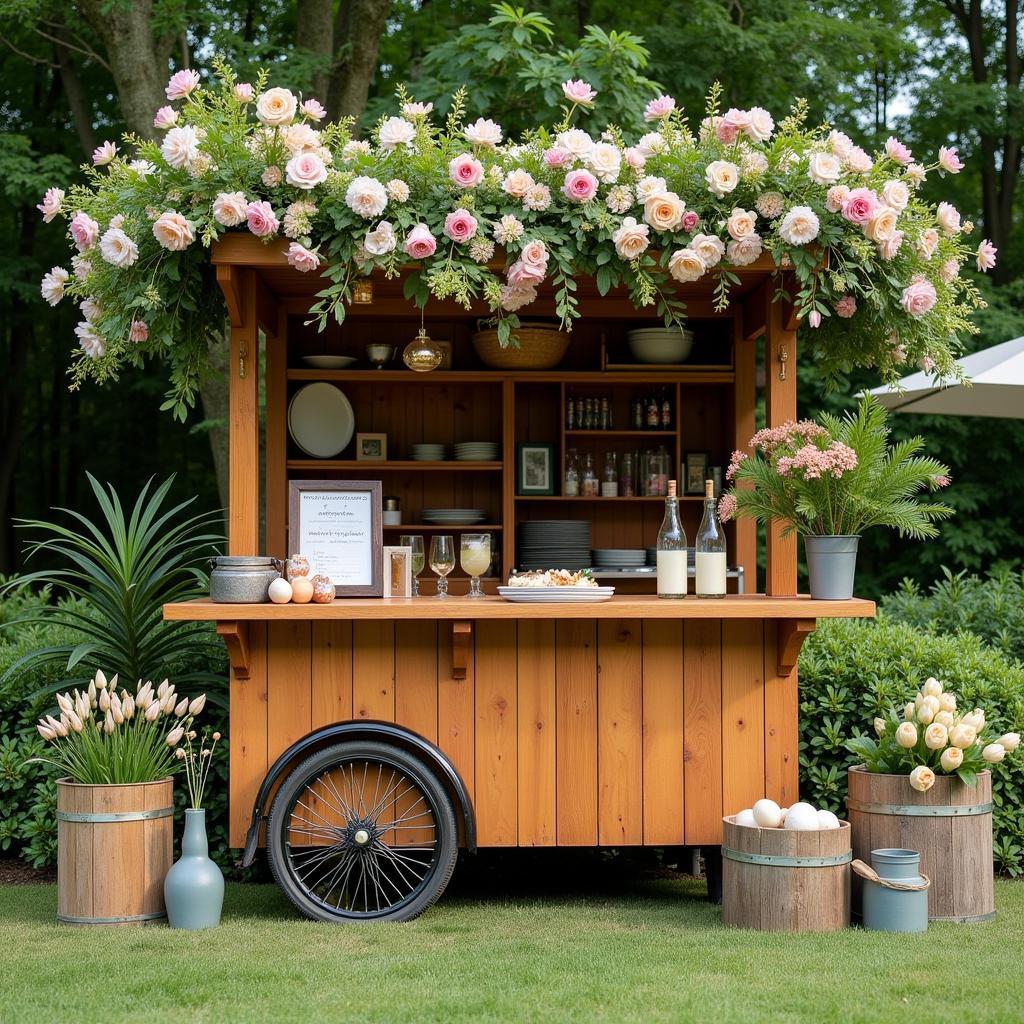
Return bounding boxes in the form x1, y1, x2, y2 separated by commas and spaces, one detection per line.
803, 535, 859, 600
859, 848, 929, 933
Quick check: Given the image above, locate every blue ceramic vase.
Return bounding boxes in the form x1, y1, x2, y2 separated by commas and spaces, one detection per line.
164, 808, 224, 929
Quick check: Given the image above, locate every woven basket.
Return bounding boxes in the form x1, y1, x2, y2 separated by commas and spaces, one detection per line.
472, 323, 570, 369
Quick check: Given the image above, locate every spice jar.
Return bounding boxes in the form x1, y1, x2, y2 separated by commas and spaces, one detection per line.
383, 496, 402, 526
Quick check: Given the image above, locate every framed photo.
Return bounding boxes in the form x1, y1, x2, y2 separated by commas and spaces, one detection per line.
516, 442, 555, 495
383, 545, 413, 598
356, 432, 387, 461
288, 480, 383, 597
683, 451, 709, 495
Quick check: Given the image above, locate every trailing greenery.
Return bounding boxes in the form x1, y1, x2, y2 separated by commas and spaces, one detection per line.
798, 617, 1024, 875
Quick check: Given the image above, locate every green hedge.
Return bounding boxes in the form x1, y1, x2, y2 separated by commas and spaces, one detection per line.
798, 617, 1024, 875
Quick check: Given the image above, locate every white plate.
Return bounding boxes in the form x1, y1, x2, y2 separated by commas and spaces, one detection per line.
497, 586, 615, 603
288, 383, 355, 458
301, 355, 357, 369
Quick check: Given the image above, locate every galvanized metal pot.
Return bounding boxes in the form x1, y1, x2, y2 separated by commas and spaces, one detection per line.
803, 534, 859, 600
164, 809, 224, 930
209, 555, 283, 603
859, 849, 929, 933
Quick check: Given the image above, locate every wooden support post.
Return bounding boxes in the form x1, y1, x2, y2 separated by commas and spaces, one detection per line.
451, 621, 472, 680
264, 307, 288, 560
228, 268, 260, 555
732, 316, 757, 588
217, 622, 251, 679
776, 619, 815, 675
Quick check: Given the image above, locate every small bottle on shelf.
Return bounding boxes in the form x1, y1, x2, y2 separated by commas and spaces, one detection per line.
567, 395, 575, 431
661, 387, 672, 429
656, 480, 688, 599
646, 391, 660, 428
632, 398, 643, 430
564, 449, 580, 496
581, 452, 599, 496
695, 479, 727, 598
601, 452, 618, 497
620, 453, 635, 497
600, 397, 609, 431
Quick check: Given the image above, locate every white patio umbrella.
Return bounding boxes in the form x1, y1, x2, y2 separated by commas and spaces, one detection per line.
868, 336, 1024, 418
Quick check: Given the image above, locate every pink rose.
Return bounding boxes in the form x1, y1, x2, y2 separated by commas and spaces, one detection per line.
152, 210, 195, 251
500, 282, 537, 312
448, 153, 484, 188
936, 201, 961, 236
300, 98, 326, 121
623, 147, 646, 171
917, 228, 939, 259
938, 259, 959, 284
285, 152, 328, 190
846, 146, 873, 173
901, 276, 937, 317
715, 118, 740, 144
835, 295, 857, 318
841, 187, 878, 225
938, 146, 964, 174
70, 210, 99, 251
879, 231, 904, 261
562, 79, 596, 105
234, 83, 254, 102
165, 69, 200, 101
246, 200, 279, 237
507, 260, 544, 286
519, 239, 549, 270
644, 95, 676, 122
544, 147, 571, 168
681, 210, 700, 233
885, 136, 912, 165
404, 223, 437, 260
129, 320, 149, 343
443, 209, 478, 243
562, 169, 598, 203
976, 239, 997, 272
153, 106, 178, 130
37, 187, 64, 223
723, 108, 751, 134
286, 242, 321, 273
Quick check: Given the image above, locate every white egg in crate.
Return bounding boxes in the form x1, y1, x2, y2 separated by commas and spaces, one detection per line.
817, 809, 841, 830
733, 808, 758, 828
782, 802, 820, 830
752, 798, 783, 828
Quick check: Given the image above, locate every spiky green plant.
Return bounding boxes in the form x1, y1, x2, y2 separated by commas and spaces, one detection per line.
0, 474, 225, 706
721, 396, 954, 538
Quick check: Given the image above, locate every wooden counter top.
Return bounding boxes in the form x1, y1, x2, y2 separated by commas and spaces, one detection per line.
165, 594, 875, 622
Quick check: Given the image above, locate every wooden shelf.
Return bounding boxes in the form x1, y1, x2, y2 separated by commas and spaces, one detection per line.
564, 430, 675, 438
384, 523, 503, 531
515, 495, 703, 502
286, 368, 734, 384
287, 460, 502, 471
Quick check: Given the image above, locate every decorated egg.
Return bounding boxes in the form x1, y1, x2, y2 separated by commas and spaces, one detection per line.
733, 808, 758, 828
752, 798, 782, 828
267, 577, 293, 604
291, 576, 314, 604
783, 802, 820, 830
287, 554, 311, 581
311, 574, 335, 604
817, 809, 841, 830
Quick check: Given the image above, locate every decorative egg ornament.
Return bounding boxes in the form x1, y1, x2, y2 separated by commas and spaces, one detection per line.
287, 554, 311, 581
267, 577, 293, 604
752, 798, 783, 828
290, 576, 314, 604
783, 802, 820, 830
311, 574, 336, 604
734, 808, 758, 828
817, 809, 841, 830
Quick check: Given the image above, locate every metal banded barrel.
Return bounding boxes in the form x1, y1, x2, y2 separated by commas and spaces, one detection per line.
847, 766, 995, 923
721, 815, 852, 932
57, 778, 173, 925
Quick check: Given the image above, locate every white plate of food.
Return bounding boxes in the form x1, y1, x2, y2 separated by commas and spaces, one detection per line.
301, 355, 357, 369
498, 569, 614, 602
287, 382, 355, 458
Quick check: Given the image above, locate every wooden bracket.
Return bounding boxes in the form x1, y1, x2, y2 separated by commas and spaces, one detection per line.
776, 618, 815, 676
216, 621, 250, 679
451, 621, 472, 680
216, 265, 244, 328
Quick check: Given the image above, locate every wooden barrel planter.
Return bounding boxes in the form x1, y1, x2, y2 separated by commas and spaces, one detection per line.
57, 778, 174, 926
721, 815, 852, 932
847, 766, 995, 923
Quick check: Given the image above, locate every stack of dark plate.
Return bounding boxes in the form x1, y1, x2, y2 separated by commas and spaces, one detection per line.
517, 520, 592, 570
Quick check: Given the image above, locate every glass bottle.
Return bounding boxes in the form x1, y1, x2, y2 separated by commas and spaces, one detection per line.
581, 452, 599, 496
656, 480, 688, 599
600, 397, 609, 431
661, 387, 672, 429
564, 449, 580, 496
632, 398, 643, 430
695, 479, 727, 598
601, 452, 618, 497
648, 445, 669, 496
646, 391, 660, 427
567, 395, 575, 431
620, 453, 635, 497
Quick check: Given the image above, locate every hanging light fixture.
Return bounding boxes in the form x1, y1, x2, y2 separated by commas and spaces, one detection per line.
403, 306, 443, 373
352, 277, 374, 304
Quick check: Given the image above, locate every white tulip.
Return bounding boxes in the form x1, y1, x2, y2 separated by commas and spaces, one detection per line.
95, 669, 108, 690
46, 715, 67, 738
874, 717, 886, 737
67, 710, 83, 733
99, 689, 111, 712
940, 746, 963, 772
925, 723, 948, 750
996, 733, 1020, 752
922, 677, 943, 698
160, 692, 176, 714
896, 722, 918, 748
914, 692, 924, 711
982, 743, 1006, 764
917, 703, 935, 725
166, 726, 185, 746
934, 710, 955, 729
122, 694, 135, 720
188, 694, 206, 717
87, 680, 96, 706
904, 702, 915, 721
110, 693, 124, 725
37, 723, 55, 741
174, 698, 189, 717
75, 692, 90, 720
922, 695, 940, 715
939, 692, 957, 713
108, 673, 119, 691
56, 693, 74, 716
949, 723, 977, 749
909, 765, 935, 792
144, 701, 161, 722
103, 711, 114, 735
964, 709, 986, 732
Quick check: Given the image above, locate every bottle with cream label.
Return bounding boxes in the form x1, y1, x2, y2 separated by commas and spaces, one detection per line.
656, 480, 687, 598
695, 479, 727, 598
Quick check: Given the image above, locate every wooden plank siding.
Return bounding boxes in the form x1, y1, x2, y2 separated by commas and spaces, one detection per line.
231, 616, 782, 851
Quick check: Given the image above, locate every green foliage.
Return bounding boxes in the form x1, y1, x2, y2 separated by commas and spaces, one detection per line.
798, 617, 1024, 875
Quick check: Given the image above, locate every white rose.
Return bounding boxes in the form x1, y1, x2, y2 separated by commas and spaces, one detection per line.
690, 233, 726, 268
807, 151, 842, 185
363, 221, 397, 256
636, 131, 667, 157
643, 191, 685, 232
635, 175, 667, 202
502, 169, 534, 199
882, 180, 910, 212
213, 191, 248, 227
611, 216, 650, 260
982, 743, 1006, 764
705, 160, 740, 198
378, 116, 416, 150
922, 677, 943, 697
938, 692, 957, 713
746, 107, 774, 143
345, 176, 388, 219
726, 233, 763, 266
255, 87, 297, 126
896, 722, 918, 748
99, 227, 138, 268
587, 142, 621, 184
668, 247, 707, 283
925, 723, 948, 750
935, 710, 955, 729
846, 146, 873, 173
778, 205, 820, 245
829, 130, 854, 158
997, 732, 1020, 752
555, 128, 595, 158
726, 207, 757, 241
160, 125, 200, 169
464, 117, 502, 148
40, 266, 69, 306
940, 746, 964, 772
909, 765, 936, 792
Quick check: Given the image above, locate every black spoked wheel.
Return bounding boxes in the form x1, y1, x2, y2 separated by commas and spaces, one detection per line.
267, 741, 458, 922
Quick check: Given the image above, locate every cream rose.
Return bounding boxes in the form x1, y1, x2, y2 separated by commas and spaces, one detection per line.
982, 743, 1006, 764
727, 233, 763, 266
635, 176, 667, 202
587, 142, 621, 184
364, 221, 397, 256
611, 216, 650, 260
949, 723, 977, 749
99, 227, 138, 268
807, 151, 842, 185
940, 746, 964, 772
909, 765, 935, 792
778, 205, 820, 246
255, 87, 297, 126
378, 116, 416, 150
917, 702, 935, 725
690, 233, 726, 268
865, 206, 899, 243
345, 176, 388, 219
925, 723, 949, 750
937, 201, 961, 236
935, 710, 955, 729
882, 179, 910, 212
895, 722, 918, 748
922, 678, 943, 697
213, 191, 248, 227
152, 211, 195, 251
874, 717, 887, 737
705, 160, 739, 198
643, 191, 685, 232
502, 169, 534, 199
726, 207, 757, 241
668, 248, 707, 283
939, 692, 957, 713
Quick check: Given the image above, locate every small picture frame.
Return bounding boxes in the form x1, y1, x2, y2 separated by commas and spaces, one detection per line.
683, 451, 709, 495
356, 432, 387, 461
383, 545, 413, 598
517, 442, 556, 495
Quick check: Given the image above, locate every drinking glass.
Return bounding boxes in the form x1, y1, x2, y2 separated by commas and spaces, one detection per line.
460, 533, 492, 598
400, 534, 425, 597
429, 534, 455, 598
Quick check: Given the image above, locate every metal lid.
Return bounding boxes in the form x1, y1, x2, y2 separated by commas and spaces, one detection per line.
383, 496, 400, 510
211, 556, 278, 567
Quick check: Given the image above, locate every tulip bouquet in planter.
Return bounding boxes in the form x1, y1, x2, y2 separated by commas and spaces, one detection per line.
847, 675, 1020, 791
34, 670, 206, 784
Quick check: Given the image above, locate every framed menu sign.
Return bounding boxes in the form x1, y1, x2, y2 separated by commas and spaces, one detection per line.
288, 481, 383, 597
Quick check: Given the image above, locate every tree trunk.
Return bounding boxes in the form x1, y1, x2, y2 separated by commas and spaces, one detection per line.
296, 0, 335, 101
54, 33, 97, 156
199, 325, 232, 511
328, 0, 392, 120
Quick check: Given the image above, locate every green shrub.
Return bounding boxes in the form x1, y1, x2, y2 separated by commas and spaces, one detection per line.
881, 567, 1024, 665
798, 617, 1024, 875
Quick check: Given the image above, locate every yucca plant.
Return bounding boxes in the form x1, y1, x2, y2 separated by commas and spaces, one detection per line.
718, 396, 954, 538
0, 474, 225, 706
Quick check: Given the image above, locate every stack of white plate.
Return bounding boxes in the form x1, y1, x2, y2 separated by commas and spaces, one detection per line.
422, 508, 487, 525
287, 383, 355, 458
301, 355, 357, 369
453, 442, 499, 461
592, 548, 647, 568
497, 585, 615, 604
518, 520, 591, 570
411, 444, 447, 461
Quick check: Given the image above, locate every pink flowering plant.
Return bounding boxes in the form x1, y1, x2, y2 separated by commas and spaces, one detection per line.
37, 59, 995, 418
719, 396, 952, 538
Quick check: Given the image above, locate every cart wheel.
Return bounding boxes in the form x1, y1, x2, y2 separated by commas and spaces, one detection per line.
267, 740, 458, 922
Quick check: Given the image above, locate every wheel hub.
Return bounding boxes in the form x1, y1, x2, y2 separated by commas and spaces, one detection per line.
343, 818, 378, 852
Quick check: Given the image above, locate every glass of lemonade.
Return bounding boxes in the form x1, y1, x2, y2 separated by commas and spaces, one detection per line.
460, 533, 492, 598
400, 535, 425, 596
429, 534, 456, 598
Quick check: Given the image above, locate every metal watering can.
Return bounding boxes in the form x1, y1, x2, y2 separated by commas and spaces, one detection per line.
853, 848, 930, 933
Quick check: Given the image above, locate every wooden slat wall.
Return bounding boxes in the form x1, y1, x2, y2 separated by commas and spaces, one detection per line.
683, 620, 724, 844
516, 620, 556, 846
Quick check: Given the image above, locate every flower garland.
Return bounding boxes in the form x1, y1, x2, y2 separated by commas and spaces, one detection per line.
37, 59, 995, 418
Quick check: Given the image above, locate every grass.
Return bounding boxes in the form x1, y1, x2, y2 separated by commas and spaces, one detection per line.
1, 855, 1022, 1024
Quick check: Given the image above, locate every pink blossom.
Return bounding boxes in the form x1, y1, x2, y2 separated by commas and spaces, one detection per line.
644, 95, 676, 121
680, 210, 700, 233
129, 320, 148, 343
286, 242, 320, 273
402, 101, 433, 118
234, 83, 254, 103
749, 421, 827, 454
919, 355, 936, 373
835, 295, 857, 318
717, 493, 738, 522
939, 259, 959, 284
807, 310, 822, 328
443, 209, 478, 243
70, 210, 99, 251
780, 441, 858, 481
544, 147, 571, 168
623, 147, 646, 171
938, 146, 964, 174
885, 136, 912, 165
153, 106, 178, 129
562, 168, 598, 203
165, 69, 200, 101
92, 141, 117, 166
404, 223, 437, 260
562, 79, 596, 106
879, 231, 904, 261
722, 108, 751, 135
976, 239, 998, 272
246, 200, 279, 237
841, 187, 878, 225
715, 118, 740, 145
846, 146, 873, 173
500, 282, 537, 312
448, 153, 484, 188
519, 239, 549, 271
726, 450, 747, 481
37, 187, 64, 223
300, 98, 327, 121
901, 276, 937, 317
507, 260, 545, 286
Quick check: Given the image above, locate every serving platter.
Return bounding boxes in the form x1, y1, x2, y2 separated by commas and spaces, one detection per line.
497, 585, 615, 603
287, 382, 355, 458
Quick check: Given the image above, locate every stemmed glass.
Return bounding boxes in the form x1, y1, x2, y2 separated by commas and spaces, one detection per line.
429, 534, 455, 599
400, 535, 425, 597
460, 533, 492, 598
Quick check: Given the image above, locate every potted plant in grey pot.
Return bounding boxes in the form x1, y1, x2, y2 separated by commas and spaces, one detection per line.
717, 396, 952, 599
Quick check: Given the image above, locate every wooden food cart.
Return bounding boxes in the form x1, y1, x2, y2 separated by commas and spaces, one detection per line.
165, 236, 875, 921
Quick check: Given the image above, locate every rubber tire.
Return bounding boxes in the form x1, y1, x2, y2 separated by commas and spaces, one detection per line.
267, 740, 458, 923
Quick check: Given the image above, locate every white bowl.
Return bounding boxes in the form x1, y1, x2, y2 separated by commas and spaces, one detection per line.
628, 328, 694, 364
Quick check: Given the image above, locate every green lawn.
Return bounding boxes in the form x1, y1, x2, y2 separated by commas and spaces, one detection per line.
1, 861, 1021, 1024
